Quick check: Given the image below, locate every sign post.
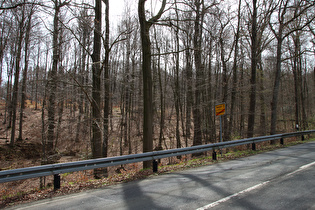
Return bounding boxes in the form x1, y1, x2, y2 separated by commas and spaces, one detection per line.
215, 103, 226, 144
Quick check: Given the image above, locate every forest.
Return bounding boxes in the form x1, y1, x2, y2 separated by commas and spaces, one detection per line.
0, 0, 315, 179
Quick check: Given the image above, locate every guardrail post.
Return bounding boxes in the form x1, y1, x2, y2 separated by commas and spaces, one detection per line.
212, 150, 217, 161
280, 138, 284, 145
54, 174, 60, 190
153, 160, 158, 173
301, 135, 305, 141
252, 143, 256, 151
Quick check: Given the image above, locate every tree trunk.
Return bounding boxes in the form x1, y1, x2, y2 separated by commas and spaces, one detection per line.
229, 0, 241, 139
102, 0, 110, 177
258, 62, 266, 136
219, 36, 229, 141
18, 9, 33, 141
192, 0, 203, 149
270, 35, 283, 136
91, 0, 103, 178
247, 0, 257, 138
138, 0, 166, 169
139, 9, 153, 168
174, 13, 181, 152
10, 11, 25, 147
292, 34, 300, 129
47, 1, 60, 154
153, 28, 163, 151
239, 48, 245, 138
185, 47, 193, 147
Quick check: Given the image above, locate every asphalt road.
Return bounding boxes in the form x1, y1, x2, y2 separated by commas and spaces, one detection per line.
8, 141, 315, 210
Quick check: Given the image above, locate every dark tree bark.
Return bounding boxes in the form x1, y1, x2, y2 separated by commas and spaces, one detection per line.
247, 0, 258, 138
185, 46, 193, 146
102, 0, 110, 177
292, 33, 301, 129
174, 5, 181, 152
10, 6, 26, 147
192, 0, 204, 148
138, 0, 166, 169
229, 0, 242, 139
258, 62, 266, 136
91, 0, 103, 178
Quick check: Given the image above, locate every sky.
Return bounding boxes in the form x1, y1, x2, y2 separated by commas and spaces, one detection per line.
109, 0, 137, 20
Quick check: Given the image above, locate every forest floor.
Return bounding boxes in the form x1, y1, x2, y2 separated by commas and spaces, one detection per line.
0, 101, 314, 208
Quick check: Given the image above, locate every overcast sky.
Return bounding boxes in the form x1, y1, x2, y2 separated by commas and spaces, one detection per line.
109, 0, 137, 20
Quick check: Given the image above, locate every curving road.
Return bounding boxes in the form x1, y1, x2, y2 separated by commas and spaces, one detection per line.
9, 141, 315, 210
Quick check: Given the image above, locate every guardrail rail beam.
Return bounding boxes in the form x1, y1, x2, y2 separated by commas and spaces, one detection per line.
0, 130, 314, 189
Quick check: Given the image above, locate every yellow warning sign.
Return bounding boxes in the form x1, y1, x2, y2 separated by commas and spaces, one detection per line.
215, 103, 226, 116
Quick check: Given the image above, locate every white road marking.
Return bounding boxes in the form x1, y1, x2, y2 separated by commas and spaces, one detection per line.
196, 161, 315, 210
196, 181, 270, 210
285, 161, 315, 177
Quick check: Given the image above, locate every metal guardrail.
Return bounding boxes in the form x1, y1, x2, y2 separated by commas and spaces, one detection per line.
0, 130, 314, 189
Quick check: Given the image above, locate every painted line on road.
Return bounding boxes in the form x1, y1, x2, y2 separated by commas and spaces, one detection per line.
196, 160, 315, 210
196, 180, 270, 210
285, 161, 315, 177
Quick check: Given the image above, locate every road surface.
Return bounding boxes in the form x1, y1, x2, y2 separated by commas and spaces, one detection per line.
9, 141, 315, 210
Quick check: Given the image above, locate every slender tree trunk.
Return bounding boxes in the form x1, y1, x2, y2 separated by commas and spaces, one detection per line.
292, 35, 300, 129
247, 0, 257, 138
300, 58, 307, 130
185, 47, 193, 146
124, 37, 130, 149
207, 40, 215, 143
10, 13, 25, 147
157, 54, 164, 151
192, 0, 203, 149
219, 36, 229, 141
75, 10, 89, 143
40, 82, 48, 189
270, 34, 283, 136
18, 10, 33, 141
5, 56, 13, 126
174, 13, 181, 151
229, 0, 241, 139
47, 1, 61, 154
34, 45, 40, 110
153, 28, 163, 151
239, 49, 245, 138
102, 0, 110, 177
258, 62, 266, 136
91, 0, 103, 178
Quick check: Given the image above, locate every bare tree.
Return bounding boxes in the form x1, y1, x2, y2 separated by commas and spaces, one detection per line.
18, 3, 35, 141
192, 0, 204, 148
138, 0, 166, 169
247, 0, 258, 138
46, 0, 69, 154
91, 0, 103, 178
102, 0, 110, 177
229, 0, 242, 139
269, 0, 315, 135
9, 0, 29, 146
